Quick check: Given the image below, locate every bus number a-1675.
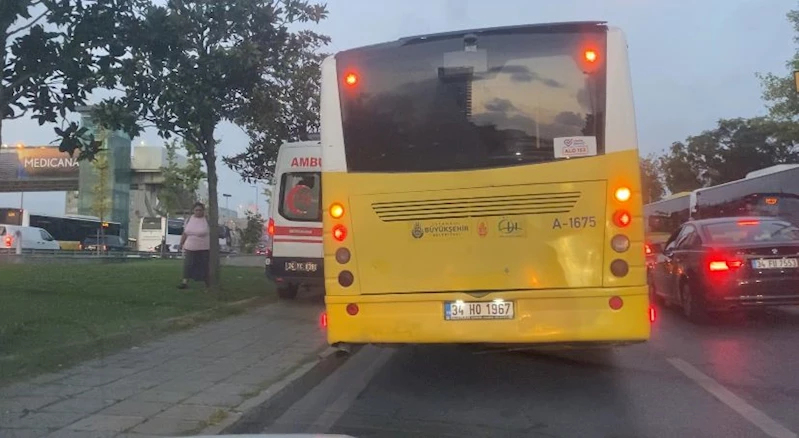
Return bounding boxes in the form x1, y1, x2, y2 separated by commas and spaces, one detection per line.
552, 216, 596, 229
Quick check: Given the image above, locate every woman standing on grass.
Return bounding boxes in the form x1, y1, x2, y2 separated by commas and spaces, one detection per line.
179, 202, 210, 289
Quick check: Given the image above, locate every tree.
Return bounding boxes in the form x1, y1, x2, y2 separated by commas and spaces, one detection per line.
61, 0, 329, 290
238, 210, 265, 254
758, 8, 799, 121
639, 155, 665, 204
659, 117, 799, 193
224, 22, 328, 182
1, 0, 131, 147
158, 139, 206, 217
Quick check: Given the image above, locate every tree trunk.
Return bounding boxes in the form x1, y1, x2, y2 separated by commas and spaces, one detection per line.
203, 133, 221, 293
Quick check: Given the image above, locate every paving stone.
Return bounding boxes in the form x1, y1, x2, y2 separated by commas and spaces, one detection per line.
40, 396, 117, 414
96, 400, 171, 418
65, 414, 145, 432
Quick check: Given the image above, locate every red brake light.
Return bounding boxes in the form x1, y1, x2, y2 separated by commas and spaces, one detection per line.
344, 72, 358, 86
644, 243, 652, 255
649, 306, 656, 323
708, 258, 744, 272
332, 224, 347, 242
4, 235, 11, 247
737, 220, 759, 226
267, 218, 275, 236
584, 50, 598, 63
320, 311, 328, 329
613, 210, 632, 227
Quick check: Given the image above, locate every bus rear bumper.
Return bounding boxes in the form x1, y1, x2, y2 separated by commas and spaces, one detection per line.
325, 287, 651, 345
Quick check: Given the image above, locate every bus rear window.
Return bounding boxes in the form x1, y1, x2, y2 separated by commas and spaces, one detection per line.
279, 172, 321, 222
142, 218, 162, 230
337, 27, 606, 172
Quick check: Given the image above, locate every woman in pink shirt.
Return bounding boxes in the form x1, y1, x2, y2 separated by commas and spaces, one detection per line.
178, 202, 210, 289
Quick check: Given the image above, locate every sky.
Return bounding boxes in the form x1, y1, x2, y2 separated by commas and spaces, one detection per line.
1, 0, 796, 216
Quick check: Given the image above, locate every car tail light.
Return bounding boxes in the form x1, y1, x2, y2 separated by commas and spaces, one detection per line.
614, 186, 631, 202
329, 203, 344, 219
708, 258, 744, 272
332, 224, 347, 242
649, 306, 656, 323
4, 235, 12, 248
267, 218, 275, 236
320, 311, 328, 329
613, 210, 631, 228
644, 243, 652, 255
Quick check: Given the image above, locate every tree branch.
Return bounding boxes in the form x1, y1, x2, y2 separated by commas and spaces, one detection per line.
6, 9, 49, 39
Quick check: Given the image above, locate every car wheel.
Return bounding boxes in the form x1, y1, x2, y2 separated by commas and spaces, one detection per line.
680, 281, 707, 324
277, 283, 299, 300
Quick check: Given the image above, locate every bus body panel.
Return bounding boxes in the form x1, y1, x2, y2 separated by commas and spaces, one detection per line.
325, 150, 645, 295
268, 141, 324, 285
325, 287, 649, 344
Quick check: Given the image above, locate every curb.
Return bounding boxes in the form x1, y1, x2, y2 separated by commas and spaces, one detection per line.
197, 345, 337, 435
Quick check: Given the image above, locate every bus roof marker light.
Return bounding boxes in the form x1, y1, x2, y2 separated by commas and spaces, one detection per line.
584, 49, 598, 63
614, 187, 631, 202
344, 72, 358, 86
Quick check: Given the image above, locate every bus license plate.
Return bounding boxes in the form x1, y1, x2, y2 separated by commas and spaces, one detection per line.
444, 301, 514, 320
752, 258, 798, 269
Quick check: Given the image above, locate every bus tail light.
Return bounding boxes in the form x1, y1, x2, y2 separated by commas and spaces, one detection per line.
344, 72, 358, 87
609, 296, 624, 310
267, 218, 275, 236
613, 210, 631, 228
320, 311, 328, 329
329, 203, 345, 219
611, 235, 630, 253
339, 270, 354, 287
346, 303, 359, 315
610, 259, 629, 277
649, 306, 656, 323
332, 224, 347, 242
335, 247, 351, 264
614, 186, 631, 202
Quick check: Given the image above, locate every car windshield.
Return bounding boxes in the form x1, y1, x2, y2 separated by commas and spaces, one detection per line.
702, 220, 799, 244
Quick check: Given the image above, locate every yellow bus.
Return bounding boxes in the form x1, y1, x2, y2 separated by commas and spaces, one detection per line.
320, 21, 651, 347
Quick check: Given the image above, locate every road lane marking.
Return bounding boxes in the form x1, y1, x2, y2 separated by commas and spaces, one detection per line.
667, 358, 797, 438
308, 347, 395, 433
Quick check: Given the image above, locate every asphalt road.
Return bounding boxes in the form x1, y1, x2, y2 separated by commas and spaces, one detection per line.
262, 304, 799, 438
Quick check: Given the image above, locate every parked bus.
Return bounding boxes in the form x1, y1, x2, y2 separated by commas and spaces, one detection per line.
137, 217, 184, 252
138, 216, 233, 253
320, 21, 650, 348
692, 164, 799, 225
0, 208, 121, 250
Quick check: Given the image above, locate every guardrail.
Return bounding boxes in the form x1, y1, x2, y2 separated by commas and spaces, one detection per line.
0, 249, 257, 265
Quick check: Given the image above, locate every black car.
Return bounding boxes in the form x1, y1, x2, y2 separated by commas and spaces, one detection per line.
648, 216, 799, 322
81, 235, 128, 252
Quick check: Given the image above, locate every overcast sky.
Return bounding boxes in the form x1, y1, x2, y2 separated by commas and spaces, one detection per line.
1, 0, 795, 216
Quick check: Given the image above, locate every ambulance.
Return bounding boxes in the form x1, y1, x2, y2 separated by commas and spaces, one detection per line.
265, 140, 324, 299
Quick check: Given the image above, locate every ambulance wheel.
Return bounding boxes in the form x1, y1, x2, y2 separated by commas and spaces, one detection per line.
277, 283, 299, 300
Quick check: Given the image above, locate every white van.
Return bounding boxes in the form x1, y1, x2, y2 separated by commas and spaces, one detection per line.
265, 140, 323, 299
0, 224, 61, 251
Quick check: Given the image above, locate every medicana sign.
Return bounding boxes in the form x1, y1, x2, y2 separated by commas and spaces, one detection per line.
0, 147, 80, 180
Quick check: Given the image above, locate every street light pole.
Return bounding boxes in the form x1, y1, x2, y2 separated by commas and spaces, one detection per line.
223, 193, 231, 214
253, 185, 259, 214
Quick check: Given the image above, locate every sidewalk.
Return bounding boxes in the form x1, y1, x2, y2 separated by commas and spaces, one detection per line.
0, 299, 328, 438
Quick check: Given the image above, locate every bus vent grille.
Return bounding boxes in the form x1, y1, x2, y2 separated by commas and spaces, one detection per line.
371, 192, 581, 222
